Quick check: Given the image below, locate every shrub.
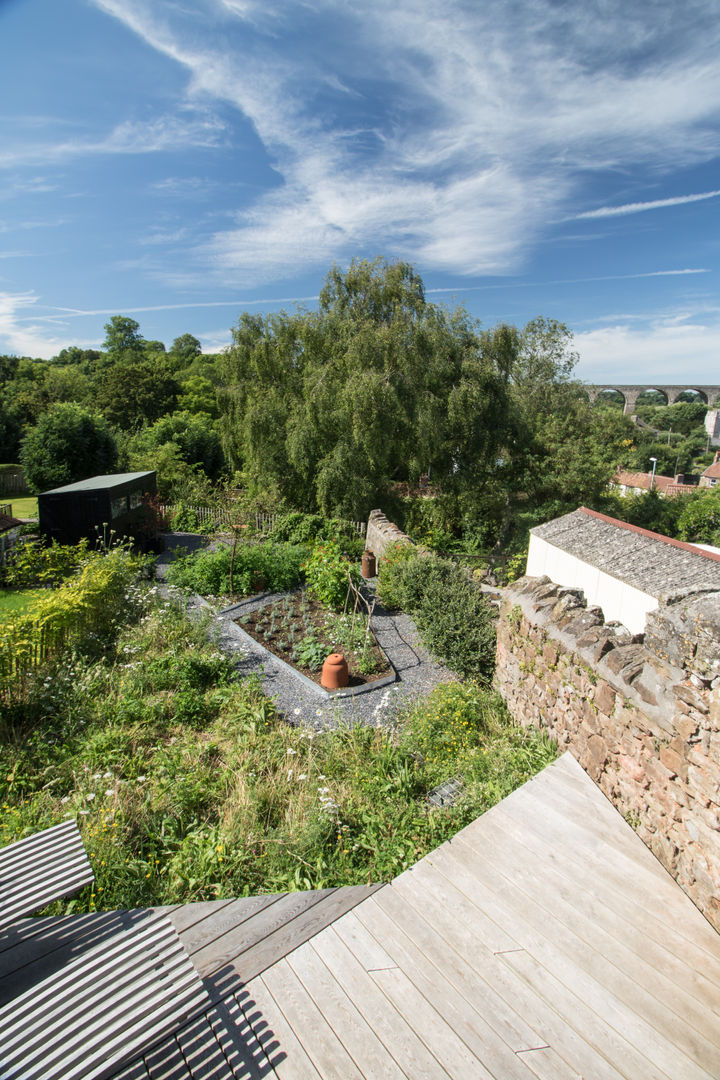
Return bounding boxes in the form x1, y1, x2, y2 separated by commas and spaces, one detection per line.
303, 539, 361, 612
4, 538, 91, 588
268, 512, 365, 557
167, 540, 308, 597
378, 544, 496, 681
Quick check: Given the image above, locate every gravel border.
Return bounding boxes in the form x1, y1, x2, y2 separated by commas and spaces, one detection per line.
155, 533, 458, 730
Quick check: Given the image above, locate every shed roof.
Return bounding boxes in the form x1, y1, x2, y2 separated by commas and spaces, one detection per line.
0, 512, 22, 533
40, 472, 155, 496
530, 506, 720, 598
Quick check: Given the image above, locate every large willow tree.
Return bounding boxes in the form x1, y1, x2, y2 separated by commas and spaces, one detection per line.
218, 259, 514, 518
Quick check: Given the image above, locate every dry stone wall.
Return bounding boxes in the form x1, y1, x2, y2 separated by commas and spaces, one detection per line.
365, 510, 413, 559
495, 575, 720, 930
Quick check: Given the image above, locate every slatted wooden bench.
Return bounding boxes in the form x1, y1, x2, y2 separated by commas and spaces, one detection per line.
0, 819, 94, 930
0, 913, 211, 1080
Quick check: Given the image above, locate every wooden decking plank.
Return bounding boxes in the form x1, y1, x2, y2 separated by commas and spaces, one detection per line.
390, 860, 518, 953
436, 837, 716, 1080
476, 800, 720, 1014
189, 891, 337, 978
515, 1045, 589, 1080
355, 890, 543, 1051
371, 966, 500, 1079
110, 1060, 152, 1080
167, 901, 239, 936
286, 940, 407, 1079
238, 980, 320, 1080
176, 896, 284, 957
348, 894, 541, 1079
495, 784, 720, 962
175, 1012, 236, 1079
143, 1035, 193, 1079
259, 958, 366, 1080
375, 880, 628, 1080
207, 995, 277, 1080
317, 905, 397, 972
309, 924, 452, 1079
499, 948, 674, 1080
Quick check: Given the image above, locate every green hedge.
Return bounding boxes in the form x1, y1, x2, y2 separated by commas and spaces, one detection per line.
378, 545, 496, 682
166, 540, 309, 597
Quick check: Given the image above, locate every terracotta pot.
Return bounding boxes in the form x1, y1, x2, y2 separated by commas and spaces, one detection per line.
361, 550, 377, 579
321, 653, 349, 690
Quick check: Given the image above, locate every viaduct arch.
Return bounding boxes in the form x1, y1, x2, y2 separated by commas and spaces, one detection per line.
587, 384, 720, 415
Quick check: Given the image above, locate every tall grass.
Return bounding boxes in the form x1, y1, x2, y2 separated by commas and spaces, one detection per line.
0, 593, 556, 911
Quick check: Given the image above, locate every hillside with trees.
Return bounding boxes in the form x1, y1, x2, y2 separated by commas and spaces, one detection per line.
1, 258, 717, 555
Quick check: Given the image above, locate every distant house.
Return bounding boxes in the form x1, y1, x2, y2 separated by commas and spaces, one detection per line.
38, 472, 157, 546
527, 506, 720, 634
700, 452, 720, 488
611, 470, 696, 498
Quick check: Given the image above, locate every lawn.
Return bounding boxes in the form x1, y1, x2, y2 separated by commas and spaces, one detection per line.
0, 588, 46, 622
9, 496, 38, 519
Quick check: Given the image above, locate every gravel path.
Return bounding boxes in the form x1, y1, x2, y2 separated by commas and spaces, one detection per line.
154, 533, 456, 730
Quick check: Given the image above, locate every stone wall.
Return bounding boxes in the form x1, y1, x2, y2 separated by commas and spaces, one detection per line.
495, 575, 720, 930
365, 509, 413, 559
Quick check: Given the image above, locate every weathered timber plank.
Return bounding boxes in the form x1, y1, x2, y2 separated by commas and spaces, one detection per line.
239, 980, 320, 1080
175, 896, 284, 957
472, 802, 720, 1017
310, 925, 451, 1079
437, 837, 717, 1080
175, 1012, 237, 1079
189, 891, 337, 978
499, 948, 673, 1080
515, 1045, 586, 1080
381, 875, 627, 1080
165, 901, 237, 936
360, 888, 545, 1059
286, 941, 407, 1079
260, 958, 365, 1080
494, 786, 720, 962
207, 995, 276, 1080
347, 894, 537, 1079
143, 1034, 193, 1080
236, 886, 384, 984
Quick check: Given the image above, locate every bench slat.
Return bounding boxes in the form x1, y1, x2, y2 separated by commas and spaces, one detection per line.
0, 820, 93, 929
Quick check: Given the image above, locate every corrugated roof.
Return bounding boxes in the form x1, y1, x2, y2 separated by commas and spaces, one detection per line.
530, 506, 720, 597
40, 472, 155, 495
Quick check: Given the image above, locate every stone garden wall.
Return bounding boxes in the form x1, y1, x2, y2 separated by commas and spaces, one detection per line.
495, 575, 720, 931
365, 510, 413, 559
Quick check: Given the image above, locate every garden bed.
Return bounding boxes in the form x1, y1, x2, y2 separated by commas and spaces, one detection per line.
231, 589, 394, 693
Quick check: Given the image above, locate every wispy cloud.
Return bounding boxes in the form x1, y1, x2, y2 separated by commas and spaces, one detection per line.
87, 0, 720, 284
0, 113, 225, 169
575, 189, 720, 219
0, 291, 96, 358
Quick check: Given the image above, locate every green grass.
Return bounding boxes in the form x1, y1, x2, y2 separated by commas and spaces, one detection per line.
0, 588, 46, 622
0, 590, 557, 912
9, 496, 38, 519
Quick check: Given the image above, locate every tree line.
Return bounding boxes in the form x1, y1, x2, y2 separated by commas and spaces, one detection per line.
1, 258, 717, 551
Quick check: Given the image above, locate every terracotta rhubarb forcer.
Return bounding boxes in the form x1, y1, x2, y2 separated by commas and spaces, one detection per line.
361, 550, 377, 578
321, 653, 349, 690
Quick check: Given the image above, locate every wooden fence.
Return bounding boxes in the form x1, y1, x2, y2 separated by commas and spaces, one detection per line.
159, 505, 367, 537
0, 620, 68, 703
0, 467, 26, 495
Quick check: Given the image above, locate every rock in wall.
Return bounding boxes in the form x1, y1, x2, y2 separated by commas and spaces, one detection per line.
495, 575, 720, 931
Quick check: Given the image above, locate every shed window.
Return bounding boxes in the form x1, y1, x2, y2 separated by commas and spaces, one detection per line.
129, 490, 143, 510
111, 495, 128, 519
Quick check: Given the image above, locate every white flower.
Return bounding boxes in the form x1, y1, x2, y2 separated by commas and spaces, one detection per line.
287, 769, 293, 780
61, 796, 70, 804
318, 774, 326, 780
293, 708, 301, 715
286, 748, 296, 756
86, 793, 96, 802
137, 775, 147, 782
318, 787, 330, 795
316, 709, 323, 717
93, 773, 102, 780
103, 772, 113, 779
298, 774, 307, 781
105, 789, 115, 797
78, 809, 90, 816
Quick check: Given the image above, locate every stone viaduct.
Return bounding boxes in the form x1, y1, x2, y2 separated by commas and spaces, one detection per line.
587, 384, 720, 415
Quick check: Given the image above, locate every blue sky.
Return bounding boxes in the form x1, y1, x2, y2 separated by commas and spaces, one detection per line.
1, 0, 719, 382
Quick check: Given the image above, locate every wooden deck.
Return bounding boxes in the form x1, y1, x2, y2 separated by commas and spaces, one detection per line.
5, 752, 720, 1078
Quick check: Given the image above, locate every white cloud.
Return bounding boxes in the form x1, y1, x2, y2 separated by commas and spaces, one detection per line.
575, 189, 720, 219
84, 0, 720, 285
0, 113, 224, 169
0, 292, 95, 358
575, 308, 720, 383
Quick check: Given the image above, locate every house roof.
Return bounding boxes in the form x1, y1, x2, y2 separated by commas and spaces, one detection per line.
40, 472, 155, 496
702, 461, 720, 480
0, 512, 22, 533
613, 470, 675, 493
530, 506, 720, 598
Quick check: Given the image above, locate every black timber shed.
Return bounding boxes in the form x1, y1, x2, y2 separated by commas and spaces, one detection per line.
38, 472, 157, 545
